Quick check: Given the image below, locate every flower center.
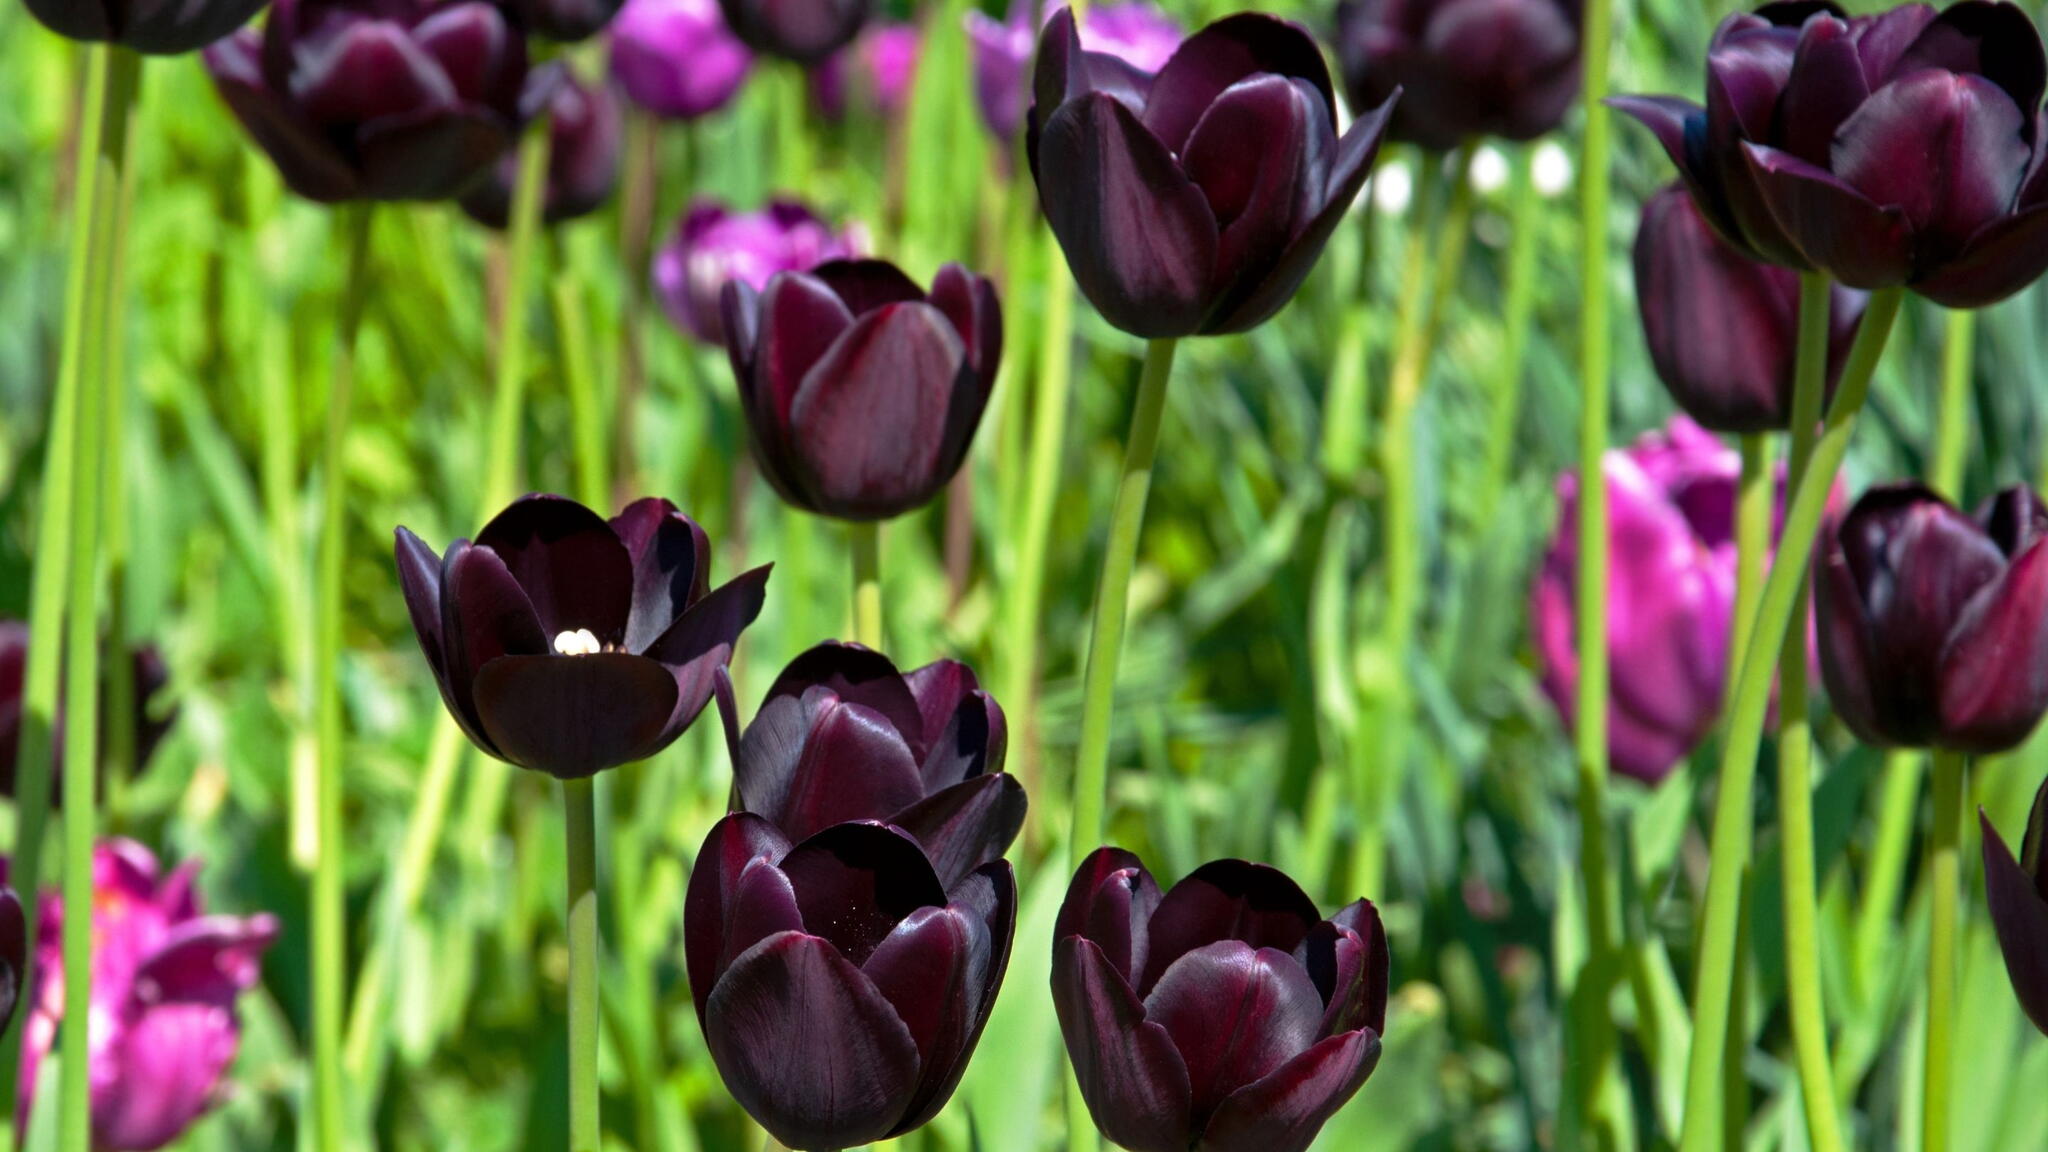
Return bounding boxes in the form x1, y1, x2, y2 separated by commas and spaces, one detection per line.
553, 628, 602, 656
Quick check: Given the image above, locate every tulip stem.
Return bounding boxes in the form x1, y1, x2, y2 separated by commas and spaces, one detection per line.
1932, 310, 1974, 499
1777, 272, 1846, 1152
850, 521, 883, 649
550, 247, 608, 509
1729, 435, 1769, 702
1676, 285, 1904, 1152
1070, 337, 1178, 867
483, 116, 554, 509
1925, 747, 1967, 1152
1476, 145, 1540, 525
564, 776, 602, 1152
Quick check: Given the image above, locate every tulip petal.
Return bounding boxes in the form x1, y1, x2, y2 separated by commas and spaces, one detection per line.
750, 271, 857, 433
1816, 541, 1895, 746
640, 564, 772, 733
1743, 143, 1913, 287
292, 20, 457, 127
469, 652, 681, 777
1939, 539, 2048, 752
1895, 0, 2046, 118
1144, 940, 1325, 1127
1180, 75, 1322, 300
1851, 1, 1939, 82
1779, 16, 1871, 165
1983, 810, 2048, 1035
736, 695, 926, 842
720, 857, 806, 972
685, 813, 793, 1021
889, 774, 1027, 889
135, 914, 279, 1004
890, 863, 1017, 1133
94, 1001, 243, 1152
356, 107, 517, 202
1911, 201, 2048, 307
916, 689, 1008, 792
764, 642, 926, 746
1608, 94, 1706, 181
927, 265, 1003, 393
439, 541, 550, 755
900, 659, 985, 760
811, 259, 929, 316
863, 904, 984, 1133
1832, 70, 2027, 266
778, 823, 948, 967
1980, 486, 2048, 556
474, 495, 636, 647
1139, 859, 1321, 994
205, 34, 362, 203
722, 279, 764, 381
704, 931, 922, 1150
1051, 936, 1194, 1152
1140, 13, 1334, 155
610, 498, 712, 654
1197, 1029, 1382, 1152
1056, 847, 1163, 987
1295, 899, 1388, 1037
412, 2, 525, 110
395, 527, 450, 690
1034, 92, 1219, 338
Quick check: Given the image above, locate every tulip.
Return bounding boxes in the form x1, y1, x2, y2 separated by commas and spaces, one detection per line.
1331, 0, 1581, 152
1816, 482, 2048, 753
654, 199, 861, 347
811, 23, 920, 121
1053, 850, 1388, 1152
1615, 0, 2048, 308
1028, 9, 1397, 338
733, 641, 1023, 886
609, 0, 753, 120
722, 258, 1001, 521
685, 817, 1017, 1149
0, 889, 22, 1037
1983, 774, 2048, 1034
717, 0, 869, 64
393, 494, 770, 778
0, 620, 174, 804
459, 66, 622, 229
500, 0, 621, 42
1633, 183, 1866, 434
16, 840, 277, 1151
204, 0, 531, 203
966, 0, 1181, 145
23, 0, 266, 53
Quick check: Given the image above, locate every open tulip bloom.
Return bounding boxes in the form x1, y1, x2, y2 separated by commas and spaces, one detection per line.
718, 0, 869, 63
1984, 774, 2048, 1035
1333, 0, 1582, 152
610, 0, 754, 119
1054, 851, 1388, 1152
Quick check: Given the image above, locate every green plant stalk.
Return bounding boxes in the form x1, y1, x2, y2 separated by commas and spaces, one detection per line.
1676, 286, 1904, 1152
564, 776, 602, 1152
850, 520, 883, 649
482, 120, 554, 509
1924, 747, 1966, 1152
1070, 337, 1179, 867
1931, 310, 1973, 498
99, 60, 143, 832
615, 109, 661, 500
1776, 273, 1845, 1152
1476, 146, 1540, 525
1729, 435, 1769, 702
1319, 194, 1377, 480
551, 254, 608, 509
1850, 750, 1921, 1006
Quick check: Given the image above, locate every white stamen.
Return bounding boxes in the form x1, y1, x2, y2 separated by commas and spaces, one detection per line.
554, 628, 602, 656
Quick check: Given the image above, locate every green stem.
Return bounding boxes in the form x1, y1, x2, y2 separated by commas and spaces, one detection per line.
1729, 435, 1769, 703
1476, 146, 1540, 525
614, 110, 662, 502
1777, 273, 1844, 1152
1925, 747, 1967, 1152
564, 776, 601, 1152
1319, 190, 1377, 481
550, 247, 608, 509
1069, 337, 1179, 866
99, 58, 143, 832
1932, 310, 1973, 499
483, 119, 553, 509
1677, 286, 1904, 1152
850, 520, 882, 649
1850, 750, 1921, 1004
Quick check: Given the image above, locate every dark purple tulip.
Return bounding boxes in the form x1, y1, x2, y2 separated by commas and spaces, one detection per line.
717, 0, 869, 64
722, 258, 1001, 521
1634, 183, 1866, 434
1615, 1, 2048, 307
685, 817, 1016, 1148
811, 22, 920, 121
0, 620, 175, 804
1028, 9, 1398, 338
654, 199, 863, 347
500, 0, 621, 41
23, 0, 267, 53
609, 0, 753, 119
733, 641, 1022, 887
1817, 482, 2048, 753
459, 66, 622, 229
966, 0, 1182, 145
204, 0, 531, 204
1053, 850, 1388, 1152
1984, 774, 2048, 1035
0, 890, 21, 1040
1332, 0, 1581, 152
393, 494, 770, 779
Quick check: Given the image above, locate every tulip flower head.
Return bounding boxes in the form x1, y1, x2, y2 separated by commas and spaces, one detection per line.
460, 65, 622, 229
1616, 0, 2048, 307
394, 494, 770, 778
205, 0, 532, 203
966, 0, 1183, 145
811, 22, 921, 121
500, 0, 622, 41
1983, 774, 2048, 1035
1633, 184, 1866, 434
0, 620, 174, 804
1332, 0, 1583, 151
722, 258, 1002, 521
718, 0, 870, 64
609, 0, 753, 119
1028, 9, 1398, 338
24, 0, 267, 53
16, 840, 278, 1151
654, 199, 862, 347
1817, 483, 2048, 753
1054, 850, 1389, 1152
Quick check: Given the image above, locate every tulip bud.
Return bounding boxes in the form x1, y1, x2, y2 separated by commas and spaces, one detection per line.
966, 1, 1181, 146
460, 66, 623, 229
23, 0, 266, 55
1028, 9, 1397, 338
1332, 0, 1581, 152
393, 494, 770, 778
0, 620, 174, 805
1053, 850, 1388, 1152
1633, 184, 1866, 434
722, 258, 1002, 521
1984, 774, 2048, 1035
1616, 0, 2048, 307
653, 199, 862, 347
609, 0, 753, 120
685, 817, 1017, 1148
16, 840, 277, 1151
205, 0, 531, 204
1817, 482, 2048, 754
811, 23, 921, 121
717, 0, 870, 64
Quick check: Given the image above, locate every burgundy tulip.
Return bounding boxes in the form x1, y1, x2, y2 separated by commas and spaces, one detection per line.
1984, 774, 2048, 1034
1615, 1, 2048, 307
460, 66, 622, 228
732, 641, 1022, 887
717, 0, 869, 63
0, 620, 175, 804
1332, 0, 1581, 151
204, 0, 531, 203
1633, 183, 1866, 433
1817, 482, 2048, 753
722, 258, 1002, 521
500, 0, 621, 41
609, 0, 753, 118
685, 817, 1016, 1148
1028, 9, 1398, 337
394, 494, 770, 778
966, 0, 1182, 146
654, 199, 862, 347
24, 0, 266, 53
1053, 850, 1388, 1152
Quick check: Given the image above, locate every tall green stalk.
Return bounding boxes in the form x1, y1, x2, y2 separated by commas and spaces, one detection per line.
1924, 747, 1966, 1152
1730, 435, 1769, 699
1476, 146, 1541, 525
1069, 337, 1179, 867
850, 521, 882, 649
99, 58, 143, 832
564, 776, 602, 1152
1932, 310, 1973, 497
483, 121, 554, 508
551, 249, 608, 510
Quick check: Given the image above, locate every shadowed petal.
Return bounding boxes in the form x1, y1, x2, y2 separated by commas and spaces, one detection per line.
439, 541, 549, 754
889, 774, 1027, 889
1140, 13, 1334, 155
685, 813, 793, 1021
470, 653, 681, 776
737, 696, 926, 842
1051, 936, 1194, 1152
766, 643, 924, 742
751, 271, 858, 430
1609, 94, 1706, 179
356, 108, 516, 202
1744, 143, 1913, 287
863, 907, 980, 1128
413, 2, 524, 109
611, 498, 711, 653
205, 34, 362, 202
1293, 901, 1386, 1038
1057, 847, 1162, 986
395, 527, 449, 686
888, 863, 1016, 1133
475, 494, 635, 646
291, 20, 456, 126
0, 891, 20, 1035
1939, 539, 2048, 752
1180, 75, 1323, 300
1984, 808, 2048, 1035
1196, 1029, 1382, 1152
917, 689, 1007, 791
1139, 860, 1321, 994
812, 259, 929, 316
1913, 201, 2048, 307
719, 857, 805, 971
900, 660, 983, 757
1894, 0, 2046, 116
1831, 70, 2027, 265
927, 265, 1004, 393
779, 822, 948, 967
1779, 15, 1870, 165
641, 564, 772, 734
1143, 941, 1325, 1128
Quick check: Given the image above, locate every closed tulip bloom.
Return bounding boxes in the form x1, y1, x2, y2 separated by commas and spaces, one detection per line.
0, 620, 174, 803
501, 0, 621, 41
722, 258, 1001, 521
610, 0, 753, 119
16, 841, 277, 1151
654, 199, 861, 347
686, 817, 1017, 1149
24, 0, 266, 53
717, 0, 869, 64
1817, 482, 2048, 753
966, 0, 1182, 145
734, 642, 1023, 886
394, 494, 770, 779
1332, 0, 1581, 152
1983, 774, 2048, 1034
812, 23, 920, 121
204, 0, 530, 203
460, 66, 622, 228
1634, 184, 1866, 433
1029, 9, 1397, 338
1616, 1, 2048, 307
1053, 850, 1388, 1152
